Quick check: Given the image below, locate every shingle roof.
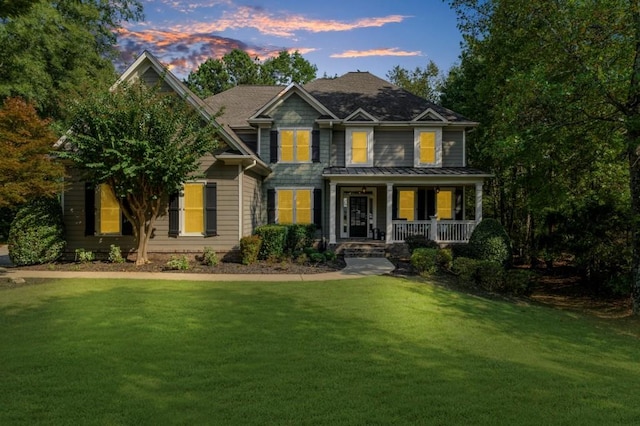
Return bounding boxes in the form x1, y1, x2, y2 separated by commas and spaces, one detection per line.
323, 167, 491, 177
304, 72, 472, 122
205, 85, 282, 128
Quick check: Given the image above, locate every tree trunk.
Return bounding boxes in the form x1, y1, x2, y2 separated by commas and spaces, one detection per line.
135, 223, 148, 266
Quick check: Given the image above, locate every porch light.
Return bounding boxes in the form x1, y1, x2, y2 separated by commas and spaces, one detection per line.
435, 186, 440, 194
361, 186, 367, 193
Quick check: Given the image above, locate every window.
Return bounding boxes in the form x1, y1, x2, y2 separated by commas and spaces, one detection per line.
277, 189, 312, 224
346, 128, 373, 166
168, 182, 217, 237
437, 190, 453, 219
279, 129, 311, 163
84, 182, 132, 236
414, 128, 442, 167
398, 189, 415, 221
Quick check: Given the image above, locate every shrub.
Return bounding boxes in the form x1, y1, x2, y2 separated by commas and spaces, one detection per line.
295, 253, 309, 265
75, 248, 95, 263
436, 248, 453, 271
405, 234, 438, 254
166, 255, 189, 270
411, 248, 439, 276
7, 197, 66, 266
503, 269, 533, 295
286, 223, 316, 252
452, 257, 479, 288
467, 218, 513, 267
201, 246, 219, 266
324, 250, 337, 261
475, 260, 505, 292
450, 243, 474, 259
255, 225, 287, 260
240, 235, 261, 265
108, 245, 125, 263
309, 251, 326, 263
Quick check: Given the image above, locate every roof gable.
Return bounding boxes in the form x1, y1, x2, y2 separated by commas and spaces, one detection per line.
344, 108, 378, 122
249, 83, 337, 121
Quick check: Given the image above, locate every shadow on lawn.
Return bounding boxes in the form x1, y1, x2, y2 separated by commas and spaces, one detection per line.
1, 280, 640, 424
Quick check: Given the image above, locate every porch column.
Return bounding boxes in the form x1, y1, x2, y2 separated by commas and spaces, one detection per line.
475, 182, 483, 224
386, 183, 393, 244
329, 182, 337, 244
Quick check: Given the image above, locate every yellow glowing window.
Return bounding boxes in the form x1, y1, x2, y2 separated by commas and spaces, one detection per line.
296, 190, 312, 224
281, 130, 294, 162
398, 190, 415, 221
184, 183, 204, 233
99, 184, 121, 234
437, 190, 453, 219
420, 132, 436, 163
351, 131, 368, 164
278, 190, 294, 223
296, 130, 310, 162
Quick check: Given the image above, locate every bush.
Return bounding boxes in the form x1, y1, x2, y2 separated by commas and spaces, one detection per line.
436, 248, 453, 271
8, 197, 66, 266
503, 269, 533, 295
166, 255, 189, 270
467, 218, 512, 267
286, 223, 316, 253
75, 248, 95, 263
452, 257, 479, 288
411, 248, 439, 276
201, 246, 219, 266
324, 250, 337, 261
405, 234, 438, 254
240, 235, 261, 265
255, 225, 287, 260
309, 251, 326, 263
450, 243, 474, 259
475, 260, 505, 292
108, 245, 125, 263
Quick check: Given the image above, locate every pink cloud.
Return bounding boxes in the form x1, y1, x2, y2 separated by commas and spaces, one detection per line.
331, 48, 422, 58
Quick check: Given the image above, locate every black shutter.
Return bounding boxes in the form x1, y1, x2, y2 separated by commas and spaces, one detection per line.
120, 198, 133, 236
427, 190, 436, 218
205, 183, 217, 237
313, 188, 322, 228
455, 188, 463, 220
392, 188, 398, 220
417, 189, 426, 221
312, 130, 320, 162
168, 192, 179, 237
84, 182, 95, 236
267, 189, 276, 224
270, 130, 278, 163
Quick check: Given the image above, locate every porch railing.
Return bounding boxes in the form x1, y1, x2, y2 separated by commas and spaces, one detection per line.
392, 219, 476, 244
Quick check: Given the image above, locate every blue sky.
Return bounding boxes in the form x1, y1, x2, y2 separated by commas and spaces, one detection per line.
117, 0, 464, 81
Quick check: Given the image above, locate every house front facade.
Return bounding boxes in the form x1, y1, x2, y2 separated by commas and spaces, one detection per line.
60, 52, 490, 256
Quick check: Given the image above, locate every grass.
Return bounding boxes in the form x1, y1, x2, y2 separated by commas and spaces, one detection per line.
1, 276, 639, 425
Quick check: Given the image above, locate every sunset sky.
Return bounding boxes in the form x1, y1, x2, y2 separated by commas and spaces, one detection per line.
117, 0, 464, 81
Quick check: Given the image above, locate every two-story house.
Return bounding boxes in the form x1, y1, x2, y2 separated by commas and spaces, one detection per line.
60, 51, 489, 257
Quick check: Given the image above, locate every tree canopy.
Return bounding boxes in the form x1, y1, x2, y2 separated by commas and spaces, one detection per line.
386, 61, 444, 102
0, 97, 65, 208
61, 82, 219, 265
444, 0, 640, 311
185, 49, 317, 98
0, 0, 143, 120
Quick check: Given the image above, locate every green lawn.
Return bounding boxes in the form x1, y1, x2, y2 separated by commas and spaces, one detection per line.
1, 276, 639, 425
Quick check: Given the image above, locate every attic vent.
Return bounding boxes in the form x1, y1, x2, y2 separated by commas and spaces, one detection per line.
418, 112, 444, 122
348, 113, 373, 122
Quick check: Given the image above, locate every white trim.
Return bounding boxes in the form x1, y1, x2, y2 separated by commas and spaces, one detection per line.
462, 130, 466, 167
250, 83, 338, 120
344, 108, 378, 122
277, 128, 313, 163
346, 127, 374, 167
275, 187, 314, 224
414, 128, 443, 168
413, 108, 448, 123
338, 187, 377, 239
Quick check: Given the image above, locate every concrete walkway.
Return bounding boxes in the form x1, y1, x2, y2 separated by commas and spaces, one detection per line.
0, 245, 396, 282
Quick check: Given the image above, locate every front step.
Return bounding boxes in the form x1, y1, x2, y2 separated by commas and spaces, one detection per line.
333, 242, 387, 258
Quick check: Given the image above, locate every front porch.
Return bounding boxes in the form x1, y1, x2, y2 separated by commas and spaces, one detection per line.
325, 177, 486, 245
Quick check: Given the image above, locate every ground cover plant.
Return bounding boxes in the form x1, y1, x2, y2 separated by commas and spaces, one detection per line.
1, 276, 639, 424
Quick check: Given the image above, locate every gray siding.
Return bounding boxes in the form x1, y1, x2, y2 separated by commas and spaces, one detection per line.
374, 130, 413, 167
442, 130, 464, 167
243, 170, 263, 236
331, 130, 345, 167
140, 67, 173, 93
62, 155, 242, 256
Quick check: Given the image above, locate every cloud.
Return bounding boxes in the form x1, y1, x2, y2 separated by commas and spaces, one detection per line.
116, 28, 315, 78
331, 48, 422, 58
148, 0, 233, 14
169, 6, 409, 37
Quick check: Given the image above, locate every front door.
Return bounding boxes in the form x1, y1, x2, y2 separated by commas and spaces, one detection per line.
349, 196, 368, 237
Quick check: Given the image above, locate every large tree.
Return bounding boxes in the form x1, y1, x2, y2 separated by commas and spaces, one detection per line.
186, 49, 317, 98
0, 0, 143, 120
61, 82, 219, 265
446, 0, 640, 310
386, 61, 444, 102
0, 97, 65, 208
